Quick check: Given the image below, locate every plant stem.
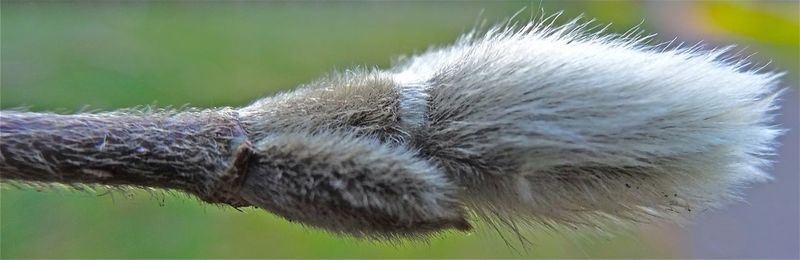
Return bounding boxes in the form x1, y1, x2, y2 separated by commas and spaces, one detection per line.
0, 109, 253, 206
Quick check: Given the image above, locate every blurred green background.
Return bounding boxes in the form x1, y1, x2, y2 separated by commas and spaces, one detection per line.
1, 1, 798, 258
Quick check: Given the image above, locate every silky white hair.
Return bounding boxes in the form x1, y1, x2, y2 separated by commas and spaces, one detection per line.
387, 15, 783, 232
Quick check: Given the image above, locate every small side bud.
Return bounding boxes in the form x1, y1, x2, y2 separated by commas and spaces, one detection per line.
237, 131, 470, 238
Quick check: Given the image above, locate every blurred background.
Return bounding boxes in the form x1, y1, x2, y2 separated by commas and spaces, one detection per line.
1, 1, 797, 258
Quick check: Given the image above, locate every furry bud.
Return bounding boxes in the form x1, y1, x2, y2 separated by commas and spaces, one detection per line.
1, 15, 783, 239
238, 131, 470, 238
389, 17, 783, 228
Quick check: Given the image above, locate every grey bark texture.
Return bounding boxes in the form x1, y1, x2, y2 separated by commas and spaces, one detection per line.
0, 109, 252, 206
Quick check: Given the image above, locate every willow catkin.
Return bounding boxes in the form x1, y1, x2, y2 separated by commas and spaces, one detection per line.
0, 16, 783, 239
